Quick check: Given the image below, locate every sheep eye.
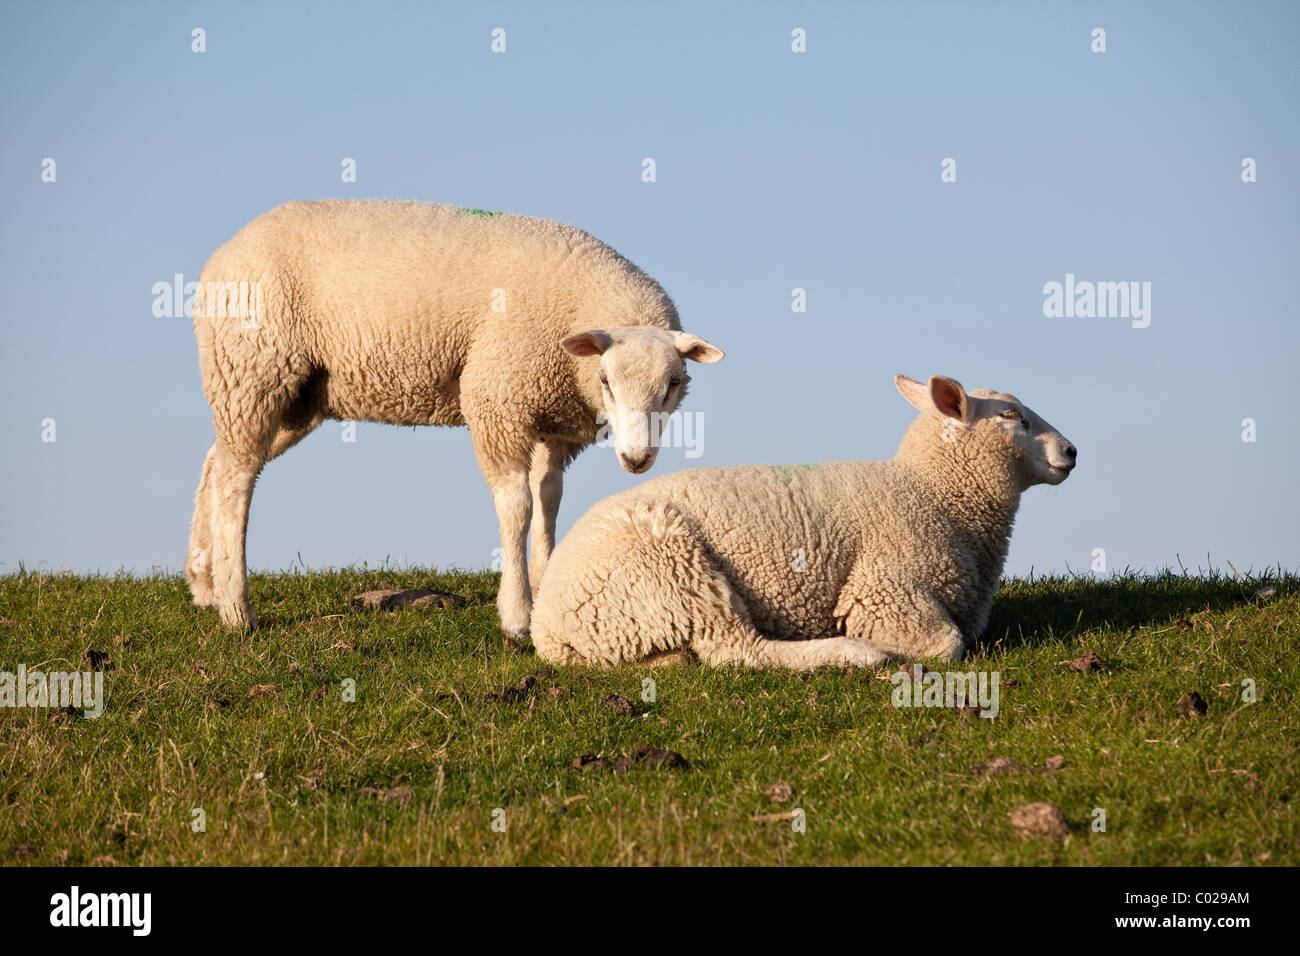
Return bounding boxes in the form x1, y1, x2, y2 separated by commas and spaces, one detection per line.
669, 377, 681, 389
1000, 408, 1021, 421
599, 372, 609, 387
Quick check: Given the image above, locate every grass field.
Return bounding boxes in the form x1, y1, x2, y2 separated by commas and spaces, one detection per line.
0, 566, 1295, 866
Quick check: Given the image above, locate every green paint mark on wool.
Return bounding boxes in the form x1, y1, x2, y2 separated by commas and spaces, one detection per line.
770, 462, 822, 487
461, 207, 504, 217
769, 465, 796, 487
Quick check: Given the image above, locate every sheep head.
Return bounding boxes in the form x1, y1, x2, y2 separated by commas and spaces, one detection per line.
895, 374, 1077, 490
562, 327, 724, 474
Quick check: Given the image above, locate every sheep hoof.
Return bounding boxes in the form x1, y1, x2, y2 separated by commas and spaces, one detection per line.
218, 604, 257, 631
497, 606, 532, 641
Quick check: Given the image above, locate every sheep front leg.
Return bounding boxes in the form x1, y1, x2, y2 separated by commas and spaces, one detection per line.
489, 467, 534, 638
528, 439, 565, 593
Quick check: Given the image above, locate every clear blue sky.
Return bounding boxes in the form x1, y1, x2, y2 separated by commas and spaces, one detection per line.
2, 0, 1297, 579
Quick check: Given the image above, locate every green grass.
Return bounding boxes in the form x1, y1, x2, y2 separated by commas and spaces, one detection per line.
0, 567, 1296, 865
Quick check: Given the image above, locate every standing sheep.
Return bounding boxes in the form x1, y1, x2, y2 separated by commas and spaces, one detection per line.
185, 199, 724, 635
531, 374, 1077, 670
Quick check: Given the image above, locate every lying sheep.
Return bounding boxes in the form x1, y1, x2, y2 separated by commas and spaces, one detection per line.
185, 199, 724, 634
532, 374, 1077, 670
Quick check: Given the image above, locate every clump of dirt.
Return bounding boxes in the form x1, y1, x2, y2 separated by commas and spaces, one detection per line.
628, 744, 687, 770
349, 589, 467, 610
573, 751, 611, 772
483, 669, 555, 702
972, 754, 1068, 777
1177, 691, 1208, 717
601, 694, 639, 715
762, 782, 795, 803
908, 730, 939, 749
573, 743, 687, 774
1008, 802, 1071, 838
1068, 651, 1107, 673
82, 648, 112, 671
360, 785, 413, 807
971, 755, 1023, 778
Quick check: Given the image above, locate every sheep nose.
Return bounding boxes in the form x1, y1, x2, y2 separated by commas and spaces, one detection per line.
1064, 444, 1077, 460
620, 452, 649, 471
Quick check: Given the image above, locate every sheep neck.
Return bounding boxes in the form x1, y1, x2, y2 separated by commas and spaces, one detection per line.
895, 424, 1023, 577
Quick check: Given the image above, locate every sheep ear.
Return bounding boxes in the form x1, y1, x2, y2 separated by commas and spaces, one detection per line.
929, 375, 970, 421
895, 374, 931, 412
673, 332, 725, 363
561, 330, 613, 357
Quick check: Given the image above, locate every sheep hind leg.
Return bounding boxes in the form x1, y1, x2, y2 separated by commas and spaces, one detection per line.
697, 629, 894, 672
196, 406, 319, 625
185, 445, 219, 608
687, 581, 895, 671
267, 413, 324, 462
527, 439, 571, 594
208, 443, 265, 630
186, 419, 310, 616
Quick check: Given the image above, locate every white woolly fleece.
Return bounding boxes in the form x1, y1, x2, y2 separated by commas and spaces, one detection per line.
532, 376, 1076, 671
185, 200, 690, 633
